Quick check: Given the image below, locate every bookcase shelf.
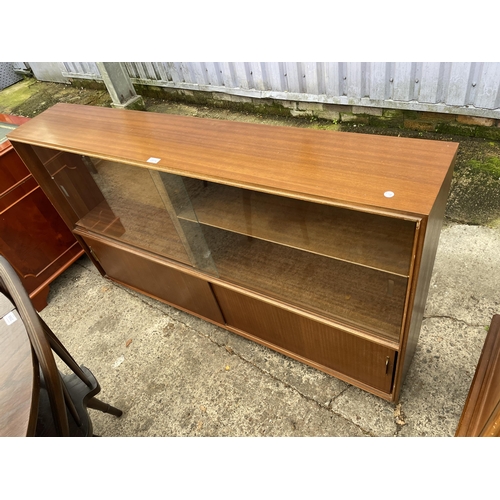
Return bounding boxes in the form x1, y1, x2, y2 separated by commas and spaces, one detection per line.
178, 178, 416, 276
199, 224, 407, 341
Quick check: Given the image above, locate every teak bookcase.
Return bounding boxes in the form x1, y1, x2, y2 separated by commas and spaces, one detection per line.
8, 103, 458, 402
0, 113, 83, 311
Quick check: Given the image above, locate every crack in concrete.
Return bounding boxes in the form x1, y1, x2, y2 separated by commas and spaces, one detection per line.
199, 335, 374, 436
423, 314, 486, 328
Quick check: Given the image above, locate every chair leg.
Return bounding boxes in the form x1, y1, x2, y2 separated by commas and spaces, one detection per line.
87, 396, 123, 417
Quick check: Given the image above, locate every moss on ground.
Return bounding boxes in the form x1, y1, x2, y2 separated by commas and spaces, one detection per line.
469, 156, 500, 178
0, 78, 111, 117
0, 79, 40, 114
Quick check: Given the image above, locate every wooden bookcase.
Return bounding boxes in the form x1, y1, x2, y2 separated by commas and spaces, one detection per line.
0, 113, 83, 311
8, 103, 458, 402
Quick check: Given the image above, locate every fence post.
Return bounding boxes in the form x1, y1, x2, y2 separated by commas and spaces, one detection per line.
96, 62, 145, 110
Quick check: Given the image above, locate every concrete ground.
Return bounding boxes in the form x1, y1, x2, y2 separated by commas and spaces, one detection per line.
2, 78, 500, 436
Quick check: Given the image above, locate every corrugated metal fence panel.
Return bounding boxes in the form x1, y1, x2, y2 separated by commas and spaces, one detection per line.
475, 63, 500, 109
40, 62, 500, 117
0, 62, 22, 90
62, 62, 101, 80
12, 62, 30, 72
446, 62, 473, 106
30, 62, 70, 83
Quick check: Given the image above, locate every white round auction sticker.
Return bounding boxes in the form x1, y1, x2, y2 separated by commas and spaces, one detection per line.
384, 191, 395, 198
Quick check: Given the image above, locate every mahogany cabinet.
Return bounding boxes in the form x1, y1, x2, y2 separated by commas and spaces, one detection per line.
456, 315, 500, 437
0, 114, 83, 311
8, 103, 458, 401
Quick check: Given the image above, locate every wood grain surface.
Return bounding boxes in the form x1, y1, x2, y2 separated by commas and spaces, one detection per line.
7, 103, 459, 216
456, 315, 500, 436
212, 284, 397, 393
79, 232, 225, 325
0, 300, 37, 437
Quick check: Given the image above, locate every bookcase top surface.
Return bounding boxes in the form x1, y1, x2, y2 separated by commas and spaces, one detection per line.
8, 103, 459, 216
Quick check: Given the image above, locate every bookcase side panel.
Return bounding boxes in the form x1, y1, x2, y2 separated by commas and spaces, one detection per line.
396, 160, 456, 400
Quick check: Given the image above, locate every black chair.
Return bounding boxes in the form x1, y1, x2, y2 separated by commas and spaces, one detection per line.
0, 255, 122, 436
